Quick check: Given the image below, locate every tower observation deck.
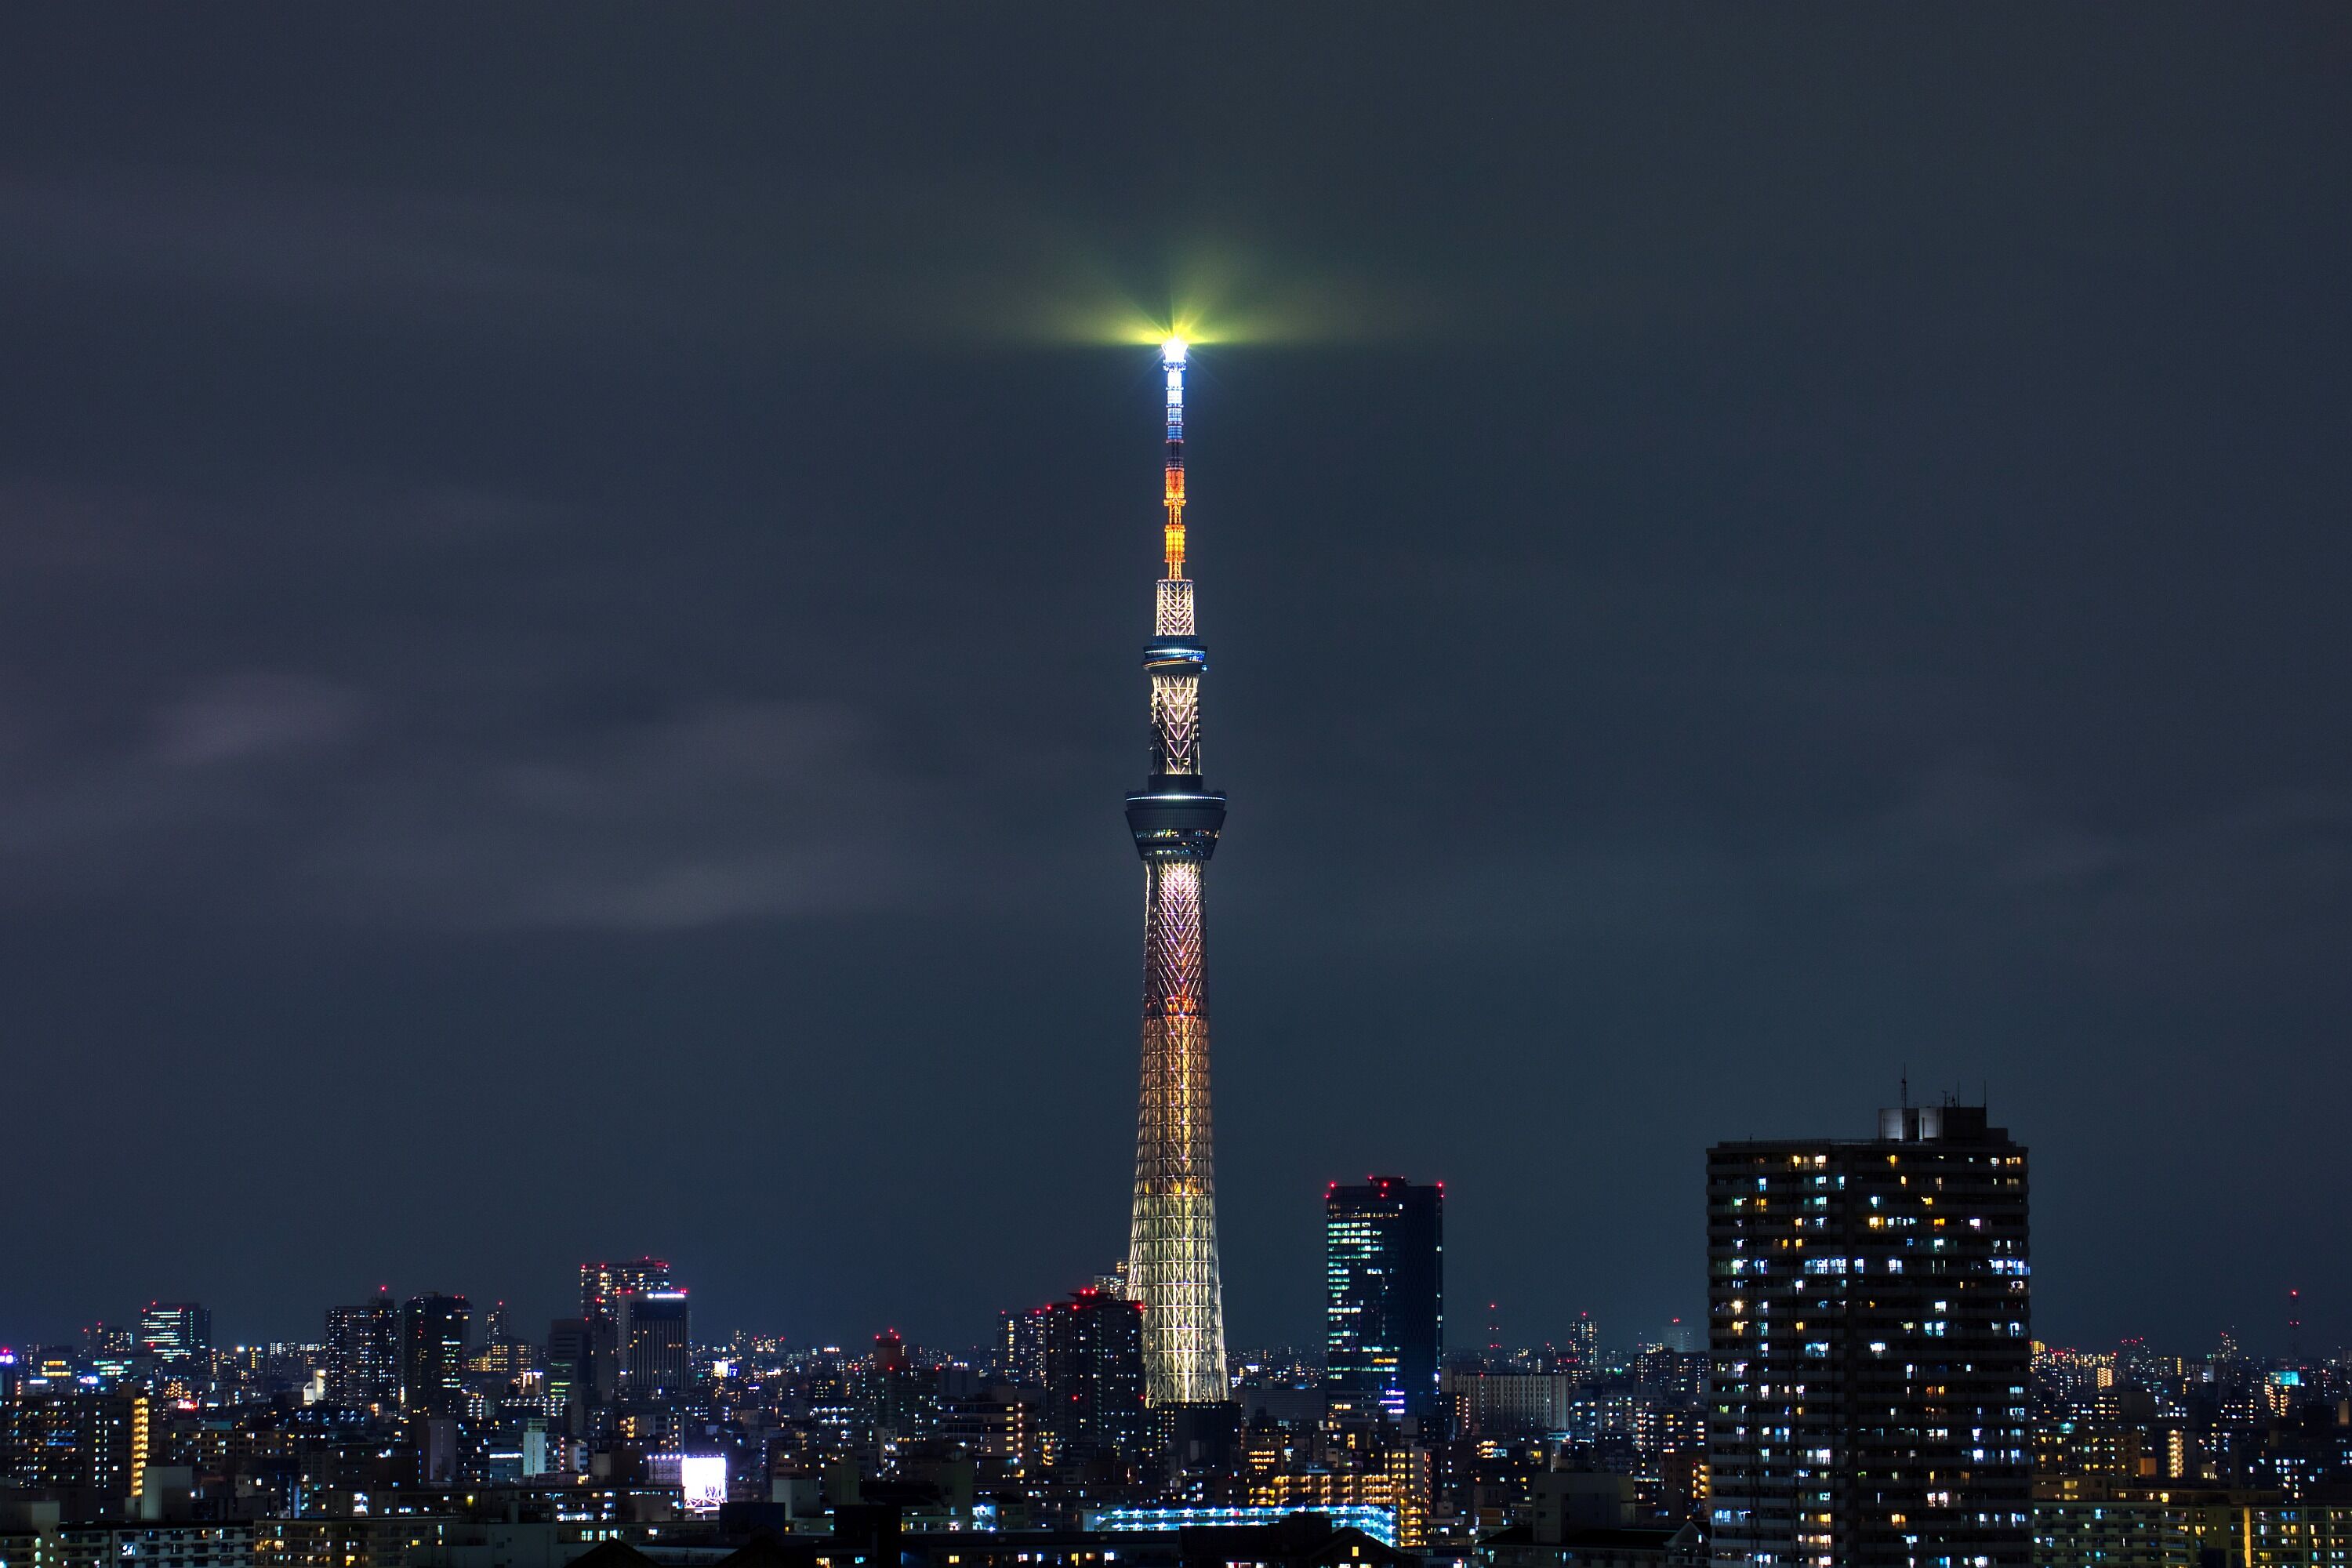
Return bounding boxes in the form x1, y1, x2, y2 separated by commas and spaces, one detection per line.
1123, 336, 1229, 1409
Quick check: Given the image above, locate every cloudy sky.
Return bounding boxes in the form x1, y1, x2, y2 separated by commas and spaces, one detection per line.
0, 8, 2346, 1359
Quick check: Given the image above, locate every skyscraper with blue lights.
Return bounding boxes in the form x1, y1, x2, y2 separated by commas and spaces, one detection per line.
1325, 1178, 1445, 1425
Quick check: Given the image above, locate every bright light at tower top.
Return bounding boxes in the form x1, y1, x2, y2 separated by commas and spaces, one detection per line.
1161, 336, 1189, 365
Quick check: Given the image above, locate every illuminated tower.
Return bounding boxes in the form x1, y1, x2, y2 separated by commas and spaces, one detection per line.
1123, 336, 1230, 1408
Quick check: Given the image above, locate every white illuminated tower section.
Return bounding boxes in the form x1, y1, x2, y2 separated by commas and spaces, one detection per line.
1123, 336, 1229, 1408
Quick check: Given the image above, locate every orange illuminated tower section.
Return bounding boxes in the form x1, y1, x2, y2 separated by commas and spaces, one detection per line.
1123, 336, 1229, 1409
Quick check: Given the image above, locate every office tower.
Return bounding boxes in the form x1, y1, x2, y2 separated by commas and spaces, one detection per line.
398, 1294, 471, 1417
1707, 1103, 2031, 1567
1123, 336, 1231, 1410
484, 1301, 514, 1347
137, 1303, 211, 1366
545, 1318, 593, 1426
80, 1323, 136, 1360
579, 1258, 670, 1324
1041, 1287, 1148, 1465
579, 1258, 670, 1403
616, 1287, 691, 1401
471, 1301, 537, 1381
325, 1296, 399, 1408
1, 1388, 150, 1504
1325, 1178, 1445, 1425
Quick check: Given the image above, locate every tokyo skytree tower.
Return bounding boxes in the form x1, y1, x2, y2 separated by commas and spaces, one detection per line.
1122, 336, 1230, 1408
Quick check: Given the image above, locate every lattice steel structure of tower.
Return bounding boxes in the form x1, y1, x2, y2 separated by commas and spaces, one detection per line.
1122, 336, 1230, 1409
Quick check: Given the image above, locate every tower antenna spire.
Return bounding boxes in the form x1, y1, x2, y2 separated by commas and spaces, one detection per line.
1161, 336, 1188, 581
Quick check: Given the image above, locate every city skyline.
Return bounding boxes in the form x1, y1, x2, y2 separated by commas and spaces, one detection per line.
5, 1122, 2332, 1372
2, 9, 2348, 1368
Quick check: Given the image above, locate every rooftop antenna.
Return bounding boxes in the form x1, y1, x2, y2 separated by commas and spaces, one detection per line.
1900, 1068, 1909, 1109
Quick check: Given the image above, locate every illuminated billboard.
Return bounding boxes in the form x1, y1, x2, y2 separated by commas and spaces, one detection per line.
679, 1454, 726, 1513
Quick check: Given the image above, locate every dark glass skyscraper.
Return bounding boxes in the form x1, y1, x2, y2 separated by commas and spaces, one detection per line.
398, 1292, 472, 1417
545, 1317, 593, 1425
1706, 1104, 2031, 1568
1325, 1177, 1445, 1425
618, 1288, 691, 1402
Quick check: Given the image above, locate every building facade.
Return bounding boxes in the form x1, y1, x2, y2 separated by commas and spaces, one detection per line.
1442, 1370, 1580, 1439
1326, 1178, 1444, 1425
1245, 1450, 1435, 1551
2034, 1492, 2352, 1566
1706, 1104, 2031, 1566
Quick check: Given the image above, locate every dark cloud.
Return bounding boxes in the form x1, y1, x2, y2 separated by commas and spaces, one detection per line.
310, 699, 935, 931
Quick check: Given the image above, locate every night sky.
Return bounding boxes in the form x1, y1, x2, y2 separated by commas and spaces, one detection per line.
2, 9, 2347, 1360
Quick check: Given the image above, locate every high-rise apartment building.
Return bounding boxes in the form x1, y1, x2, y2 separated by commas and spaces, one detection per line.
1325, 1178, 1444, 1425
138, 1304, 211, 1367
1706, 1103, 2031, 1567
1041, 1287, 1148, 1465
398, 1294, 471, 1417
325, 1297, 399, 1409
1002, 1306, 1051, 1390
1, 1388, 150, 1504
1567, 1312, 1598, 1372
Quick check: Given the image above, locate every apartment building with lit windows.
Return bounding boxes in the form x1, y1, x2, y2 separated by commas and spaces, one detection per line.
1705, 1103, 2031, 1567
